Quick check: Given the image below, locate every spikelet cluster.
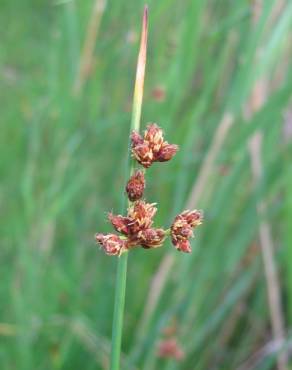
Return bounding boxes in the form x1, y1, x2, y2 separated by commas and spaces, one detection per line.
95, 124, 203, 256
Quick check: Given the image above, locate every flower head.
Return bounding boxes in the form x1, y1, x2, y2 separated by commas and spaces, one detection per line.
131, 123, 178, 168
144, 123, 164, 153
138, 228, 166, 248
126, 170, 145, 201
104, 201, 164, 251
181, 210, 203, 227
127, 200, 157, 234
171, 210, 203, 253
95, 233, 127, 256
132, 142, 153, 168
157, 142, 179, 162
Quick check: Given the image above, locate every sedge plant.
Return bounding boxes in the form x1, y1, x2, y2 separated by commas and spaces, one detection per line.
95, 6, 203, 370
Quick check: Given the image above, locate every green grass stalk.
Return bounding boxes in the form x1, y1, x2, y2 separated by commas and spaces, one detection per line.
110, 6, 148, 370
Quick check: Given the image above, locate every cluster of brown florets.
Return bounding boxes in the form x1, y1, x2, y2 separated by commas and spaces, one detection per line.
131, 123, 178, 168
95, 123, 203, 256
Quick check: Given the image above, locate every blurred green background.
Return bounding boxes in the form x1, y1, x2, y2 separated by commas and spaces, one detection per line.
1, 0, 292, 369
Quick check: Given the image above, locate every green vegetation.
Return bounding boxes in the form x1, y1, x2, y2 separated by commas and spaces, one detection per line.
1, 1, 292, 369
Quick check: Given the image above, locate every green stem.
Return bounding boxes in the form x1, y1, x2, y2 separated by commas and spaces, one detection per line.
110, 6, 148, 370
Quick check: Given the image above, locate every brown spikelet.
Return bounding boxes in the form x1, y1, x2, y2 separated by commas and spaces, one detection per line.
95, 233, 127, 256
108, 213, 130, 235
131, 123, 178, 168
138, 228, 166, 248
170, 210, 203, 253
126, 170, 145, 201
157, 143, 179, 162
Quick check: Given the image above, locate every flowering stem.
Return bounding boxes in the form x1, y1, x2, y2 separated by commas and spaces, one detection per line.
110, 6, 148, 370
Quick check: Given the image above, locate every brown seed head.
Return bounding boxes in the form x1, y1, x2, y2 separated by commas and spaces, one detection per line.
95, 233, 127, 256
144, 123, 164, 153
171, 216, 193, 244
170, 209, 203, 253
127, 200, 157, 233
131, 124, 178, 168
132, 142, 153, 168
126, 170, 145, 201
138, 228, 166, 248
157, 143, 179, 162
181, 209, 203, 227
